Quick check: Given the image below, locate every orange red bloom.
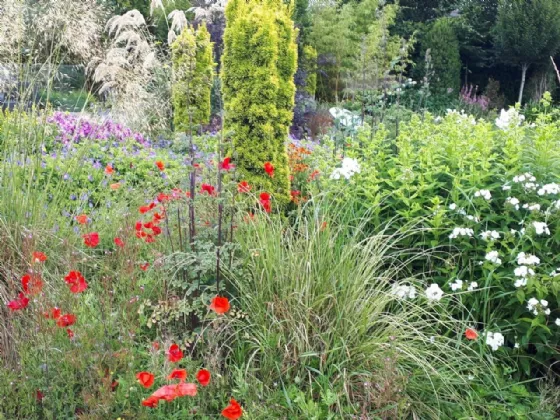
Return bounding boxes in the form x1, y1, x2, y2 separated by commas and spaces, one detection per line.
196, 369, 211, 387
220, 157, 234, 171
259, 192, 271, 213
110, 183, 121, 190
105, 164, 114, 175
32, 251, 47, 263
7, 292, 29, 311
155, 161, 165, 171
263, 161, 274, 177
465, 328, 478, 340
136, 371, 155, 388
75, 214, 88, 224
83, 232, 99, 248
201, 184, 216, 195
209, 296, 230, 315
237, 181, 251, 193
168, 369, 187, 382
64, 271, 88, 294
56, 313, 76, 327
21, 273, 43, 295
142, 395, 159, 408
114, 237, 125, 248
222, 398, 243, 419
167, 344, 183, 363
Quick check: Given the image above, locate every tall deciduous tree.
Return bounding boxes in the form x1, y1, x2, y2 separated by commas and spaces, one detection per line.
494, 0, 560, 103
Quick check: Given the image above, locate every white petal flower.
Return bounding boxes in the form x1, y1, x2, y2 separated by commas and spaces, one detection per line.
425, 284, 444, 301
485, 251, 502, 265
468, 282, 478, 291
486, 332, 504, 351
555, 318, 560, 326
450, 279, 463, 291
532, 221, 550, 236
517, 252, 540, 266
474, 189, 492, 200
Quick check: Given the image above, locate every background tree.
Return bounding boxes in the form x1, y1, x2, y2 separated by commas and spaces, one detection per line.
172, 23, 214, 130
494, 0, 560, 103
420, 18, 461, 93
221, 0, 297, 202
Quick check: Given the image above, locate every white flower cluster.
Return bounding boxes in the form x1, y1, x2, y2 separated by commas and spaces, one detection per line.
532, 221, 550, 236
512, 173, 539, 191
527, 298, 550, 316
517, 252, 540, 266
514, 252, 539, 288
391, 283, 417, 300
480, 230, 500, 241
449, 227, 474, 239
538, 183, 560, 196
495, 108, 525, 130
450, 279, 463, 291
550, 268, 560, 277
425, 283, 444, 301
486, 331, 505, 351
474, 189, 492, 200
467, 281, 478, 291
330, 158, 361, 180
485, 251, 502, 265
522, 203, 540, 212
446, 109, 477, 125
506, 197, 520, 210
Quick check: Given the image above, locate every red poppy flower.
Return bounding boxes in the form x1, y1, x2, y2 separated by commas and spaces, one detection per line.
7, 292, 30, 311
168, 369, 187, 382
151, 226, 162, 236
140, 262, 150, 271
105, 164, 114, 175
153, 213, 164, 223
263, 162, 274, 177
237, 181, 251, 193
36, 390, 44, 402
142, 396, 159, 408
66, 328, 74, 338
75, 214, 88, 225
152, 340, 160, 350
136, 371, 155, 388
155, 161, 165, 171
465, 328, 478, 340
259, 192, 271, 213
83, 232, 99, 248
32, 251, 47, 263
220, 157, 235, 171
111, 380, 119, 391
139, 206, 151, 214
290, 190, 301, 201
201, 184, 215, 195
152, 384, 178, 402
309, 169, 320, 180
209, 296, 230, 315
157, 192, 170, 203
110, 183, 121, 190
64, 271, 88, 294
167, 344, 183, 363
175, 382, 197, 397
21, 273, 43, 295
114, 237, 125, 248
222, 398, 243, 420
56, 313, 76, 327
196, 369, 211, 386
145, 235, 155, 243
44, 307, 61, 319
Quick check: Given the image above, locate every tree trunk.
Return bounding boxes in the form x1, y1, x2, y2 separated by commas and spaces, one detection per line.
518, 63, 529, 104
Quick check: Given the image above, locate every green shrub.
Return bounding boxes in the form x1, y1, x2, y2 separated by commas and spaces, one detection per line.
421, 18, 461, 94
172, 24, 214, 130
221, 0, 297, 203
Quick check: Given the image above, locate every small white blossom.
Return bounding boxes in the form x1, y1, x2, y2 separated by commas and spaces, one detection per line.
465, 215, 480, 222
532, 221, 550, 236
485, 251, 502, 265
391, 283, 417, 300
450, 279, 463, 291
526, 297, 544, 316
474, 189, 492, 200
514, 265, 535, 278
480, 230, 500, 241
486, 331, 505, 351
502, 184, 512, 191
449, 227, 474, 239
514, 278, 527, 288
449, 203, 457, 210
496, 108, 525, 130
330, 157, 361, 180
544, 308, 551, 316
468, 282, 478, 291
425, 284, 444, 301
517, 252, 540, 266
522, 203, 541, 212
523, 182, 538, 191
513, 173, 535, 183
506, 197, 520, 210
538, 183, 560, 196
555, 318, 560, 326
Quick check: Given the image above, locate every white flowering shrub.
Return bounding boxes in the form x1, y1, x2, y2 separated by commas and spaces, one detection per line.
322, 107, 560, 380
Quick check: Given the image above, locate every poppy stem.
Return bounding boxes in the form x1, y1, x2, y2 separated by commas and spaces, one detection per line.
216, 109, 224, 295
